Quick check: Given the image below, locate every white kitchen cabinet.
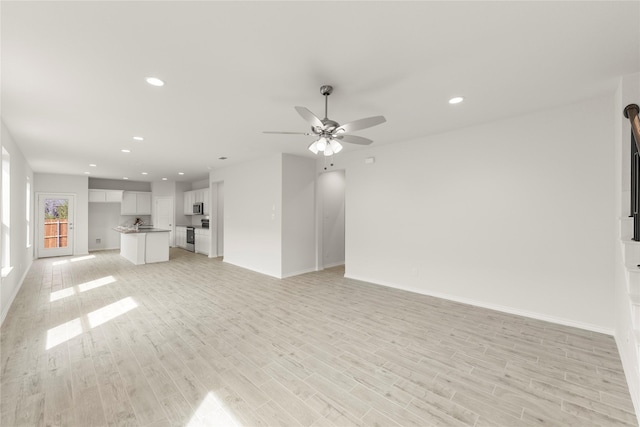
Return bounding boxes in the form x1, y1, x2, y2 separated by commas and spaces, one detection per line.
195, 228, 209, 255
183, 190, 196, 215
136, 192, 151, 214
183, 188, 210, 215
175, 226, 187, 248
89, 189, 123, 203
121, 191, 152, 215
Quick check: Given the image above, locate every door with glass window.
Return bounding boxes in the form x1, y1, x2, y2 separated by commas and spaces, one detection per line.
37, 194, 74, 257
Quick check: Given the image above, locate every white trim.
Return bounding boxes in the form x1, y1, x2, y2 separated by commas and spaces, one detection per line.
222, 258, 281, 279
281, 267, 317, 279
0, 261, 30, 325
35, 192, 76, 258
345, 273, 616, 336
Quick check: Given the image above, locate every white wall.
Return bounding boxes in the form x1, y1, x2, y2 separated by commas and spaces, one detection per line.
614, 72, 640, 418
319, 170, 345, 268
89, 177, 150, 192
1, 122, 34, 324
282, 154, 316, 277
34, 173, 89, 255
88, 202, 121, 250
191, 178, 209, 190
326, 95, 615, 333
210, 154, 282, 277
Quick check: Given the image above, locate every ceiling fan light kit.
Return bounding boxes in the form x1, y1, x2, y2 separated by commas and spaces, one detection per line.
265, 85, 386, 159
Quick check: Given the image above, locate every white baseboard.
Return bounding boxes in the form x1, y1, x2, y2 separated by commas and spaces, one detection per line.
345, 274, 615, 336
222, 258, 281, 279
1, 261, 32, 326
282, 267, 317, 278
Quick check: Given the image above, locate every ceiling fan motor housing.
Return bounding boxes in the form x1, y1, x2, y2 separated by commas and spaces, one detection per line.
320, 85, 333, 96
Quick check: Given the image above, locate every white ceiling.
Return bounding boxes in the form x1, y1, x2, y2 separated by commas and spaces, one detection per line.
2, 1, 639, 183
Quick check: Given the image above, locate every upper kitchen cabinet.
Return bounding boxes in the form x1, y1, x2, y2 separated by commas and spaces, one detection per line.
184, 190, 196, 215
89, 189, 123, 203
184, 188, 209, 215
121, 191, 152, 215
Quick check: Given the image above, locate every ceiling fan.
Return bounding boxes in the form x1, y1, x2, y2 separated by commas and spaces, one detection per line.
264, 85, 386, 156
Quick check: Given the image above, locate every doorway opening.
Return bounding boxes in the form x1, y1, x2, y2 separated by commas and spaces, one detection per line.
37, 193, 75, 258
318, 170, 345, 269
210, 181, 224, 258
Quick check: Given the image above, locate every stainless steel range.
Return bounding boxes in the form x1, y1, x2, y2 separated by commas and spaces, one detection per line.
185, 226, 195, 252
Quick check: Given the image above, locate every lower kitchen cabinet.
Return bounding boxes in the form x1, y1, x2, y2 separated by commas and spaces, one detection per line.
195, 228, 210, 255
175, 226, 187, 248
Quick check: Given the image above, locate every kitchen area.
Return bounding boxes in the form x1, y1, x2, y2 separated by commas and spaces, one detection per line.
175, 187, 211, 255
88, 177, 220, 262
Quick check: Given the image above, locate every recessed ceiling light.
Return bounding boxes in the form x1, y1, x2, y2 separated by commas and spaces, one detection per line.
141, 172, 148, 175
89, 163, 97, 167
178, 172, 185, 175
121, 149, 131, 153
218, 157, 228, 160
448, 96, 464, 104
162, 177, 167, 181
133, 136, 144, 141
123, 177, 129, 180
145, 77, 165, 87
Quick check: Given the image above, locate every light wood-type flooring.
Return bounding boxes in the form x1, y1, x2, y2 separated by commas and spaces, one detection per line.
1, 249, 638, 426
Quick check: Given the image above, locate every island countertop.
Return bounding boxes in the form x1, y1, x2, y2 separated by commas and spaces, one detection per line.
113, 227, 170, 234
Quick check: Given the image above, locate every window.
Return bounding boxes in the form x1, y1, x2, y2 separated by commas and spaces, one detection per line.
2, 147, 11, 276
26, 177, 31, 247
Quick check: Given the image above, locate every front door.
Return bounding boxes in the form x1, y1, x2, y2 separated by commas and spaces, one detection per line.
37, 193, 74, 258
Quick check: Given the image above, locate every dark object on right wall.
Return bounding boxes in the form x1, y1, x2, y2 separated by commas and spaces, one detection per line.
624, 104, 640, 151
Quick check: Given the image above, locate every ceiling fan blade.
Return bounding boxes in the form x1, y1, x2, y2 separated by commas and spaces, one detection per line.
335, 115, 386, 134
263, 131, 313, 135
336, 134, 373, 145
295, 106, 324, 128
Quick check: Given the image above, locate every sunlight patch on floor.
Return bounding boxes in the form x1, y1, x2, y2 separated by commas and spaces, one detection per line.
49, 287, 76, 302
46, 317, 82, 350
78, 275, 115, 292
45, 297, 137, 350
187, 392, 240, 427
70, 255, 96, 263
52, 259, 68, 266
88, 297, 137, 328
49, 275, 116, 302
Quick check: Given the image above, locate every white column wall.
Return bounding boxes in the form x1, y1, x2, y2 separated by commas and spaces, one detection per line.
281, 154, 316, 277
327, 95, 615, 332
210, 154, 282, 277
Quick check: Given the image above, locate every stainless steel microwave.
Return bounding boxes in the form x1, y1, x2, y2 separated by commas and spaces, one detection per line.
193, 202, 203, 215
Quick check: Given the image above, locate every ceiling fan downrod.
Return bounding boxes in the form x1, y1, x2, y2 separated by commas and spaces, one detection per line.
320, 85, 333, 120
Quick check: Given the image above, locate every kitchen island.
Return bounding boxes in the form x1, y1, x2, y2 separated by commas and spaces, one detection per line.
113, 227, 170, 265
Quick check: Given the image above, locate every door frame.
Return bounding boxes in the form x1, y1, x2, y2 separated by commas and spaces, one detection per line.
36, 192, 76, 259
153, 196, 175, 246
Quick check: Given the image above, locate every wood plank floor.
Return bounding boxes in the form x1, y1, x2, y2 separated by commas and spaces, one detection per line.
1, 249, 637, 426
